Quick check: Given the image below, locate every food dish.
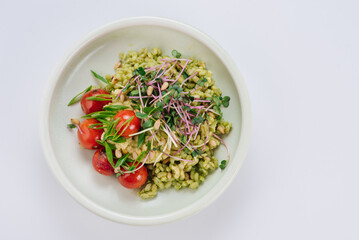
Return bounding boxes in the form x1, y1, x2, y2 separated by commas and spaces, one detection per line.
67, 47, 232, 199
40, 17, 251, 225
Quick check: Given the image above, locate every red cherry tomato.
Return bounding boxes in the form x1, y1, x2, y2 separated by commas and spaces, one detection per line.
92, 149, 115, 176
118, 162, 148, 189
78, 119, 103, 149
81, 89, 111, 114
114, 110, 140, 138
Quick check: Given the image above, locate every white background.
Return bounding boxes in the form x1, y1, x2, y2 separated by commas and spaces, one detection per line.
1, 0, 358, 239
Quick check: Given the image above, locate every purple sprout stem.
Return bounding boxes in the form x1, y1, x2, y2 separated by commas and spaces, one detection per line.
202, 120, 210, 151
180, 71, 198, 87
213, 133, 230, 161
115, 75, 137, 101
136, 79, 144, 108
157, 151, 193, 162
171, 60, 190, 85
123, 151, 150, 174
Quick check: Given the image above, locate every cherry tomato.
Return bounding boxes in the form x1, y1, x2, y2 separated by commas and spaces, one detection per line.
118, 162, 148, 189
114, 110, 140, 138
78, 119, 103, 149
81, 89, 111, 114
92, 149, 115, 176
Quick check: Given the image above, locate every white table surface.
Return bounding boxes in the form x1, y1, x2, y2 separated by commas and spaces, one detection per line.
1, 0, 359, 239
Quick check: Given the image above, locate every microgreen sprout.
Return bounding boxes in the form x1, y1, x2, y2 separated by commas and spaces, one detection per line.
219, 160, 227, 170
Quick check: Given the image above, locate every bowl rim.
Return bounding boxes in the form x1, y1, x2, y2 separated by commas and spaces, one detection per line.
39, 16, 251, 225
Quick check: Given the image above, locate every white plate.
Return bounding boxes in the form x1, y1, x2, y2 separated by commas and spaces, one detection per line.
40, 17, 251, 225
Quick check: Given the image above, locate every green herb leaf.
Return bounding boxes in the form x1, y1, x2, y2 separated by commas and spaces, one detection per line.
103, 118, 119, 140
135, 112, 149, 119
103, 105, 128, 111
88, 123, 104, 129
114, 153, 130, 168
86, 94, 112, 101
152, 146, 162, 152
123, 84, 131, 92
138, 67, 146, 76
82, 111, 117, 119
156, 101, 164, 111
67, 123, 76, 128
91, 70, 111, 85
183, 71, 189, 79
104, 142, 114, 168
131, 104, 141, 110
219, 160, 227, 170
171, 49, 181, 58
107, 136, 126, 144
67, 85, 92, 106
143, 119, 154, 129
212, 96, 222, 106
192, 116, 204, 125
222, 96, 230, 107
129, 89, 139, 96
133, 151, 147, 164
143, 107, 155, 114
137, 132, 146, 148
152, 110, 161, 119
116, 116, 134, 137
197, 77, 208, 86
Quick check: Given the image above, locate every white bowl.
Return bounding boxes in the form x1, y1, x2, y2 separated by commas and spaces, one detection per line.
40, 17, 251, 225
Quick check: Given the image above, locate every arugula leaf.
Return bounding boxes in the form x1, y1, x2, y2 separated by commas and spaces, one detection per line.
137, 132, 146, 148
135, 112, 149, 119
67, 85, 92, 106
91, 70, 111, 85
